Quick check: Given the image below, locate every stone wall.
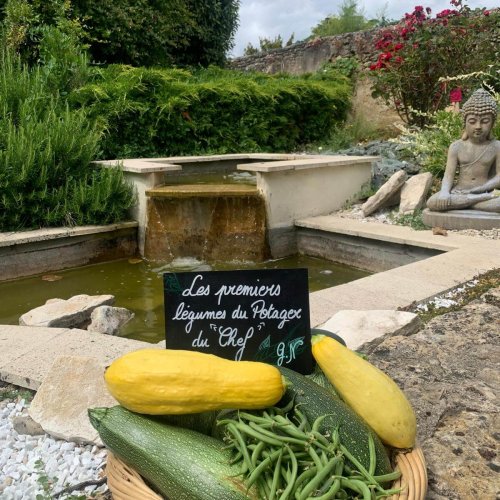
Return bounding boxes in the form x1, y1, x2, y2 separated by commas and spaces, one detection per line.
230, 27, 386, 75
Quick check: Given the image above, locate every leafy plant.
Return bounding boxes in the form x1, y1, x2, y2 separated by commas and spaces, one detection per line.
0, 0, 240, 67
369, 1, 499, 126
70, 65, 352, 159
390, 209, 430, 230
0, 51, 135, 231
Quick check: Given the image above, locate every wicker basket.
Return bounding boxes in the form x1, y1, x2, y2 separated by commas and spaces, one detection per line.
106, 447, 427, 500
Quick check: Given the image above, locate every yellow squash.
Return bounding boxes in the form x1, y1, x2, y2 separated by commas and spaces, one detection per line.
104, 348, 286, 415
312, 335, 416, 448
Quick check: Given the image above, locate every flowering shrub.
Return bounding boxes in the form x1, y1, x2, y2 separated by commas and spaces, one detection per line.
369, 1, 499, 126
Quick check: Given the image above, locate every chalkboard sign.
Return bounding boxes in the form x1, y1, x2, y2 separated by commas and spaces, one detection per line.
164, 269, 313, 374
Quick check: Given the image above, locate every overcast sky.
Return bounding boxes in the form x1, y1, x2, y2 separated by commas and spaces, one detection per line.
231, 0, 498, 57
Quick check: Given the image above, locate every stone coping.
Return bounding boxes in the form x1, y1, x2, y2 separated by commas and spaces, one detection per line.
0, 222, 138, 248
93, 153, 330, 174
295, 214, 472, 252
0, 325, 160, 390
298, 215, 499, 326
238, 155, 379, 173
146, 184, 258, 198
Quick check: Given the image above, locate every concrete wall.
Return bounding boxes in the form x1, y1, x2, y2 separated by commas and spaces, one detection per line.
0, 223, 138, 281
240, 156, 375, 257
230, 27, 385, 75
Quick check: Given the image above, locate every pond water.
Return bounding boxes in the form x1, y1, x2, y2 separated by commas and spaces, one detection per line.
0, 256, 369, 343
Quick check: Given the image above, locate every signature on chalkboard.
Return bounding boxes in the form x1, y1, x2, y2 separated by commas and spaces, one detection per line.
164, 274, 183, 294
255, 325, 307, 367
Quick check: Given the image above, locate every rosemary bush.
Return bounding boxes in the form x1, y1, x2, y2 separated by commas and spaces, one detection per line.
0, 53, 135, 231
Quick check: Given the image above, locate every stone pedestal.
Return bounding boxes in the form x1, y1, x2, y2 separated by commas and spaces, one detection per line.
423, 208, 500, 230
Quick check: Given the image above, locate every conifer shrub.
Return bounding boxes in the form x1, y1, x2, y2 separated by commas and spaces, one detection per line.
70, 65, 352, 159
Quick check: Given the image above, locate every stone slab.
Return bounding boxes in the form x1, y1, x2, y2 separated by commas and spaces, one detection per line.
0, 325, 160, 390
29, 356, 117, 445
19, 294, 115, 328
239, 155, 378, 173
399, 172, 433, 214
362, 170, 407, 216
319, 310, 421, 351
422, 209, 500, 230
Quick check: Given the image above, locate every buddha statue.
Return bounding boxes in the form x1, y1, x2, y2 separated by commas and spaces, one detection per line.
426, 88, 500, 213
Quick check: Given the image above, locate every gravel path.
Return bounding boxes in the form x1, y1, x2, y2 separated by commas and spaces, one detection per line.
0, 393, 108, 499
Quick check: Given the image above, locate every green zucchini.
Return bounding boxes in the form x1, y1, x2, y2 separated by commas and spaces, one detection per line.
89, 406, 256, 500
279, 367, 392, 476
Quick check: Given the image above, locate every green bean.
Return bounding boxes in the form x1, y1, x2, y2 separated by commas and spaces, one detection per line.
368, 434, 376, 477
372, 470, 402, 483
249, 421, 308, 446
246, 452, 276, 490
291, 465, 318, 498
298, 455, 342, 500
309, 430, 331, 448
229, 450, 243, 465
274, 397, 296, 415
236, 422, 284, 446
309, 477, 341, 500
339, 443, 381, 489
278, 446, 298, 500
268, 448, 284, 499
251, 440, 266, 467
306, 445, 323, 470
311, 414, 333, 433
340, 478, 372, 500
226, 422, 253, 471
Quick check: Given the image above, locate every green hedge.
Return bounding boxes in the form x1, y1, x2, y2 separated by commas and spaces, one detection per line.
70, 66, 353, 159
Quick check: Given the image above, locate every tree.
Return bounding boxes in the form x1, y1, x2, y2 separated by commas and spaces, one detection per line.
0, 0, 240, 67
310, 0, 378, 37
243, 33, 295, 56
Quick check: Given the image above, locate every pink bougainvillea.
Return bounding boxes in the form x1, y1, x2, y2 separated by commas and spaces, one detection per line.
369, 1, 499, 125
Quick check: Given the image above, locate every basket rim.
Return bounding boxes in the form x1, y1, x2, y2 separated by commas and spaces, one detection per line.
105, 446, 427, 500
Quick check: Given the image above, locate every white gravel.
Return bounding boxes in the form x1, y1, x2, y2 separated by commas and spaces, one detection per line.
334, 204, 500, 240
0, 395, 108, 499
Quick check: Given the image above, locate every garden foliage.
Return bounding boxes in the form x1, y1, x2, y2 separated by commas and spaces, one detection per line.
70, 65, 352, 159
369, 1, 499, 126
399, 91, 500, 178
0, 52, 135, 231
0, 0, 240, 67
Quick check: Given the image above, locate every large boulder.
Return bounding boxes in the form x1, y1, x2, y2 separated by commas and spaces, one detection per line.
361, 170, 407, 216
19, 294, 114, 329
87, 306, 134, 335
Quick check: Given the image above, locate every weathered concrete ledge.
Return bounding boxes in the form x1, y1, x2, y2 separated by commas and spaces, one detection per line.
298, 215, 500, 326
0, 222, 138, 282
0, 325, 159, 390
146, 184, 258, 198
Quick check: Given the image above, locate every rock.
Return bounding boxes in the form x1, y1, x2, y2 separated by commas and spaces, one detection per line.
399, 172, 434, 214
11, 415, 45, 436
481, 286, 500, 307
19, 294, 114, 329
319, 309, 421, 351
28, 356, 117, 445
87, 306, 134, 335
368, 302, 500, 500
361, 170, 407, 216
